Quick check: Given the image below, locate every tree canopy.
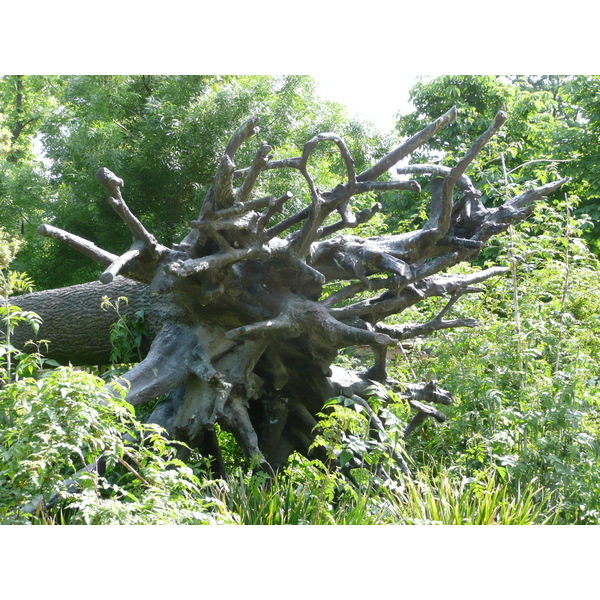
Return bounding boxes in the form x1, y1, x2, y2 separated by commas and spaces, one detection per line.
394, 75, 600, 250
1, 75, 390, 289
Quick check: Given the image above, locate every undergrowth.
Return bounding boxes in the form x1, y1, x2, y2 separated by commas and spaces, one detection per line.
1, 198, 599, 524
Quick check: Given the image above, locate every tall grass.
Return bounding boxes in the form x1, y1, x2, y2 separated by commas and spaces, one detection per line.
213, 461, 558, 525
398, 470, 558, 525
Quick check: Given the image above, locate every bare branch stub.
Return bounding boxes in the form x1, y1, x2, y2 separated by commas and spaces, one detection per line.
37, 224, 118, 267
37, 109, 568, 475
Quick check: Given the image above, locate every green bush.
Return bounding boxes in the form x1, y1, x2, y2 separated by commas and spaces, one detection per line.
0, 368, 235, 524
392, 198, 600, 524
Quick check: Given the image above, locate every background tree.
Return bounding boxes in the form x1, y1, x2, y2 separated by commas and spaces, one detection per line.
394, 75, 600, 250
3, 75, 390, 289
0, 76, 59, 263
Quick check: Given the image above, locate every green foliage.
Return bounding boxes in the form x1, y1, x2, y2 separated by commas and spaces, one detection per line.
0, 242, 234, 524
0, 76, 61, 282
312, 392, 411, 489
0, 224, 22, 272
217, 462, 364, 525
397, 469, 558, 525
212, 376, 561, 524
315, 193, 600, 525
395, 75, 600, 248
0, 229, 46, 383
392, 199, 600, 524
0, 368, 235, 524
100, 295, 147, 366
0, 115, 12, 157
213, 453, 556, 525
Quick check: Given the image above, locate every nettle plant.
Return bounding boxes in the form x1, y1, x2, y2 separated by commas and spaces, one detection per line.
100, 295, 148, 366
0, 232, 234, 524
0, 367, 236, 524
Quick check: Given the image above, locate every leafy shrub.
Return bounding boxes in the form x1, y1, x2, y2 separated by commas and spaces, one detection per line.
0, 368, 235, 524
393, 199, 600, 523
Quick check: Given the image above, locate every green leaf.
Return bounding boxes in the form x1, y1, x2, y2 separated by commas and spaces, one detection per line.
338, 449, 353, 468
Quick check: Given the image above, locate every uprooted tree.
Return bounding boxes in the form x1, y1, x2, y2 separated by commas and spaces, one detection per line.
12, 107, 567, 478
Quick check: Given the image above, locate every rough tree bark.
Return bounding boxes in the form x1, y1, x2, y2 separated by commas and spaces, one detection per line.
12, 108, 567, 477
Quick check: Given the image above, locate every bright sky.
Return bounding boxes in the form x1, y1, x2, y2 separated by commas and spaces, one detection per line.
314, 74, 423, 133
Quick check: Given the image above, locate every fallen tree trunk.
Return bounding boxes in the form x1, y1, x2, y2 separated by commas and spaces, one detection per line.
10, 278, 159, 365
11, 108, 567, 475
